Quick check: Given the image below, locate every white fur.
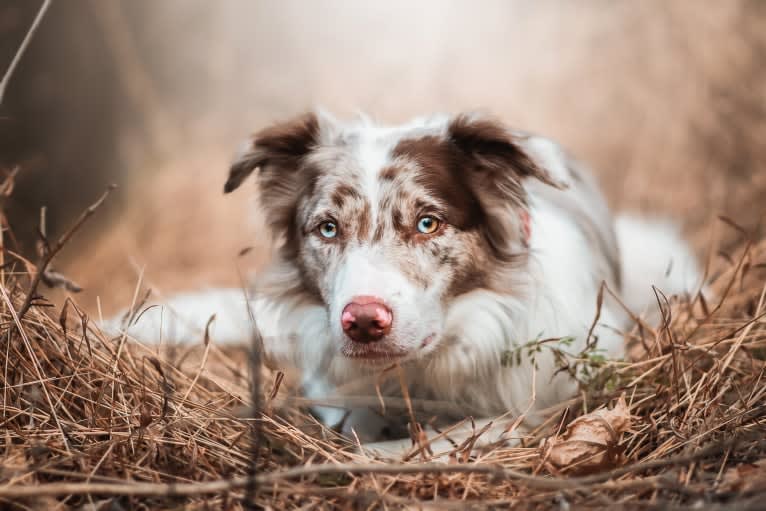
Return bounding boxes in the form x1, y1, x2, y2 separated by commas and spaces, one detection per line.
615, 215, 702, 315
108, 114, 702, 459
102, 288, 252, 345
328, 246, 441, 358
353, 129, 390, 222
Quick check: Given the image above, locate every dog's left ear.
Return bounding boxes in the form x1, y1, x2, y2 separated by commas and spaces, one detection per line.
224, 112, 320, 194
448, 115, 567, 260
447, 114, 567, 191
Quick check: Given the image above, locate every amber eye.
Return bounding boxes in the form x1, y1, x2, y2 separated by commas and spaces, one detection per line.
416, 216, 440, 234
318, 221, 338, 238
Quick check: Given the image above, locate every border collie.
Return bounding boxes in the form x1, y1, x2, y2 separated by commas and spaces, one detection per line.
111, 111, 701, 457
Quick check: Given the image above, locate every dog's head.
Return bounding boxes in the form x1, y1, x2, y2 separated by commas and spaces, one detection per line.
225, 112, 563, 364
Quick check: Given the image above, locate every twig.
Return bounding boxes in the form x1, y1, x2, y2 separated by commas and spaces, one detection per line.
17, 185, 115, 320
584, 282, 603, 347
0, 0, 53, 105
0, 436, 745, 499
235, 257, 262, 510
180, 314, 215, 403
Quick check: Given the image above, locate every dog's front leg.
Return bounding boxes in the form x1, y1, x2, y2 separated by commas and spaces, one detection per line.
362, 415, 525, 461
101, 288, 254, 345
302, 375, 402, 443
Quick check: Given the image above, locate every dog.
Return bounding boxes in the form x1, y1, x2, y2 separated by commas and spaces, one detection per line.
110, 111, 701, 458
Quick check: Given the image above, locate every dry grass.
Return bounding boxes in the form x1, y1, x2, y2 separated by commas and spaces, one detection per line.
1, 196, 765, 510
2, 2, 765, 509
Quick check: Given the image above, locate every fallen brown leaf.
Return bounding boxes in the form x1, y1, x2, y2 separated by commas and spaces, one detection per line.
541, 394, 632, 475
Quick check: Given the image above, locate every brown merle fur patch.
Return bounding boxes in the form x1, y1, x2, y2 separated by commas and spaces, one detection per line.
225, 112, 319, 194
235, 113, 558, 306
294, 130, 531, 300
225, 112, 322, 262
392, 124, 533, 266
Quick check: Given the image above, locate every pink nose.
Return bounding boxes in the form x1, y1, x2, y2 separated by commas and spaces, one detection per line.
341, 297, 393, 343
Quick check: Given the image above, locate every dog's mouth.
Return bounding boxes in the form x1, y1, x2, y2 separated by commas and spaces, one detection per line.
341, 334, 436, 364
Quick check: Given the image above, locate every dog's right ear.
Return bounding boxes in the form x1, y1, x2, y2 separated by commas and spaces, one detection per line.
224, 112, 320, 194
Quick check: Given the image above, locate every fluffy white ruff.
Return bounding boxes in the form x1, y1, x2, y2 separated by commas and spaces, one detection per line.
107, 207, 701, 456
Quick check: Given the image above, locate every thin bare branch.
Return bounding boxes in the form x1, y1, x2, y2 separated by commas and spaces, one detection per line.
17, 184, 115, 320
0, 0, 53, 105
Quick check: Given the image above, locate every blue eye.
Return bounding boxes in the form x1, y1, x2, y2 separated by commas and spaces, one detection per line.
416, 216, 440, 234
318, 221, 338, 238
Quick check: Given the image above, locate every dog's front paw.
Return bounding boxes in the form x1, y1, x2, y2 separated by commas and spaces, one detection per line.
360, 438, 415, 460
360, 435, 459, 462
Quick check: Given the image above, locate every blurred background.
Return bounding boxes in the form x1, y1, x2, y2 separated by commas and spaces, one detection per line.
1, 0, 765, 315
